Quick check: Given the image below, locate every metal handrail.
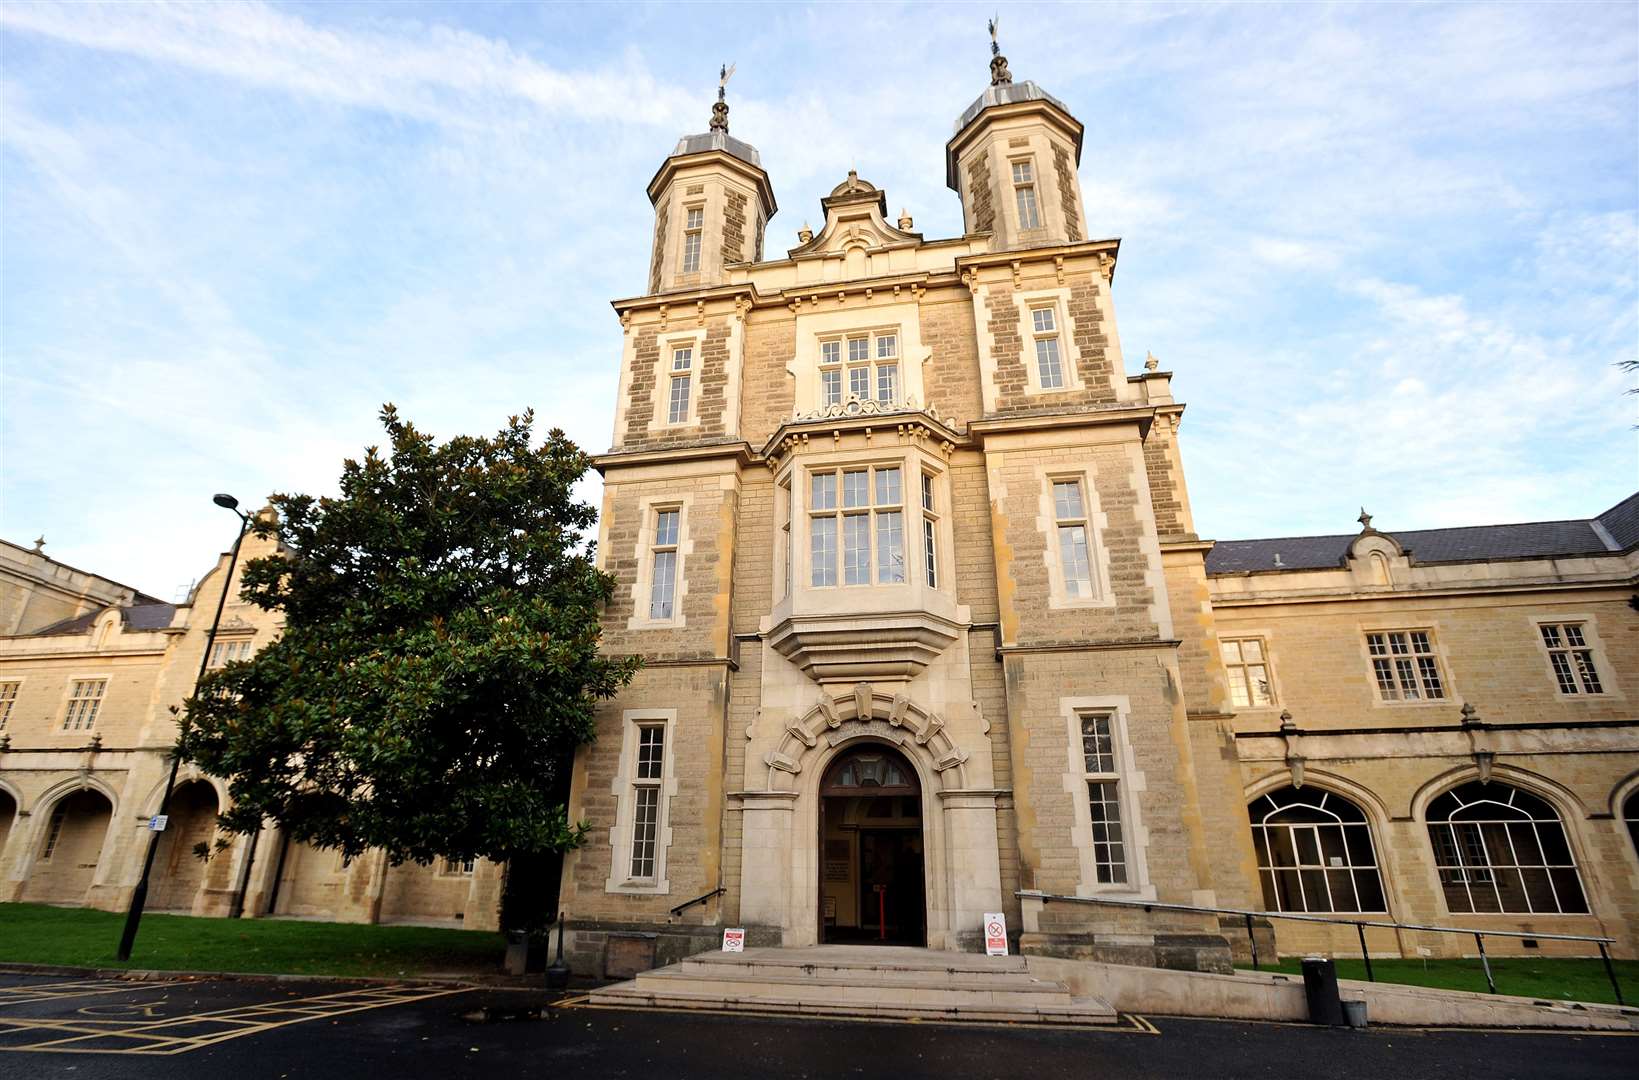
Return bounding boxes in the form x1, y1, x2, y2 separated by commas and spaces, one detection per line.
669, 886, 726, 918
1017, 889, 1625, 1006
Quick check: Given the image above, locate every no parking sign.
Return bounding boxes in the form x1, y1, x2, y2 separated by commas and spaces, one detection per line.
983, 912, 1008, 956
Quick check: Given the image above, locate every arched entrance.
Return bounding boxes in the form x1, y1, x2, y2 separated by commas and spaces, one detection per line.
0, 789, 16, 862
150, 781, 221, 912
819, 744, 925, 945
23, 788, 113, 905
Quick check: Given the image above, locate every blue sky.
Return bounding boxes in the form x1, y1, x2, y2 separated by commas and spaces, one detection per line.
2, 1, 1636, 598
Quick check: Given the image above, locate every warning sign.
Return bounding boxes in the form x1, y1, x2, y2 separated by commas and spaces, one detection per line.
722, 927, 746, 953
983, 912, 1008, 956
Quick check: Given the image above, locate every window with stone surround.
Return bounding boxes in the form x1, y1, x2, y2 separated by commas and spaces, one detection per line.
1221, 637, 1275, 708
1079, 712, 1127, 884
649, 508, 681, 620
208, 638, 253, 668
818, 330, 900, 407
1365, 630, 1446, 701
607, 709, 676, 894
1538, 622, 1604, 695
778, 476, 794, 600
440, 856, 475, 876
1052, 478, 1096, 599
61, 678, 106, 732
808, 464, 906, 587
40, 805, 69, 861
0, 681, 17, 729
1625, 790, 1638, 861
1030, 306, 1064, 389
1250, 787, 1386, 913
666, 345, 693, 425
680, 205, 703, 273
1011, 158, 1041, 230
1426, 781, 1587, 915
920, 471, 938, 589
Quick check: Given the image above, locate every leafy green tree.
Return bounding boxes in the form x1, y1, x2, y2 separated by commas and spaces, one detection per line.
181, 406, 637, 930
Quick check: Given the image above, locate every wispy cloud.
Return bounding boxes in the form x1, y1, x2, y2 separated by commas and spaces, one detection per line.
1, 1, 1635, 595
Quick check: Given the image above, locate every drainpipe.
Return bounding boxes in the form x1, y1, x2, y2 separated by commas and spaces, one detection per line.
227, 827, 261, 918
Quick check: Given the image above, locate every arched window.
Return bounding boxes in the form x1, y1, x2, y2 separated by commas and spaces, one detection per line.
1623, 789, 1638, 860
1250, 787, 1387, 913
1426, 781, 1588, 914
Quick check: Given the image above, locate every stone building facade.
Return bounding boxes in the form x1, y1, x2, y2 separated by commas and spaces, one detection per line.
557, 52, 1639, 977
2, 49, 1634, 978
0, 521, 502, 928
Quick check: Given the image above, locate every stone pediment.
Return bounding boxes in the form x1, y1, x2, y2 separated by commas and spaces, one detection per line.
788, 171, 921, 259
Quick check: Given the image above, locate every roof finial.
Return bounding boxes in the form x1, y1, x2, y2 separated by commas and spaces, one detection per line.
32, 535, 45, 554
987, 15, 1012, 86
1357, 507, 1375, 533
710, 63, 735, 133
1143, 351, 1160, 372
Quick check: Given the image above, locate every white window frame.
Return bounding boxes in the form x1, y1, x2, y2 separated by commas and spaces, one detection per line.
1221, 636, 1277, 709
440, 856, 476, 876
1037, 468, 1114, 610
1012, 289, 1083, 394
805, 461, 909, 589
0, 679, 20, 730
1011, 156, 1043, 232
606, 709, 678, 895
208, 637, 254, 669
1363, 628, 1449, 704
647, 328, 706, 433
667, 344, 694, 426
817, 328, 902, 408
778, 473, 795, 600
1534, 618, 1609, 697
920, 469, 940, 589
679, 203, 704, 275
61, 677, 107, 732
628, 496, 691, 630
1060, 695, 1152, 898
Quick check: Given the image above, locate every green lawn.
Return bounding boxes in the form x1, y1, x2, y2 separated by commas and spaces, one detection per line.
0, 902, 505, 979
1239, 956, 1638, 1007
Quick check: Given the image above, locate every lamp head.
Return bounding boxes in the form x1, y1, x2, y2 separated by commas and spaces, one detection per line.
212, 494, 240, 511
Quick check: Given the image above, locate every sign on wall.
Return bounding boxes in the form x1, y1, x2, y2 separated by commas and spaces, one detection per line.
722, 928, 746, 953
147, 815, 168, 832
983, 912, 1008, 957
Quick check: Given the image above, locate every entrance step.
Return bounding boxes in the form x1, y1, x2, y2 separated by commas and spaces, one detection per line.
588, 945, 1118, 1025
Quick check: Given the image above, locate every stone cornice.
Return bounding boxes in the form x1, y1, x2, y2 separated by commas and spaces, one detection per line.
593, 441, 754, 474
967, 404, 1157, 441
956, 238, 1120, 282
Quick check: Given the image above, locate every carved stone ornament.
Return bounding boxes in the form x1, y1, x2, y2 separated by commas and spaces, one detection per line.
791, 393, 944, 424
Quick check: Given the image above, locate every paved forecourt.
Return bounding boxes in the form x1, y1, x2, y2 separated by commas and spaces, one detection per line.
0, 973, 463, 1056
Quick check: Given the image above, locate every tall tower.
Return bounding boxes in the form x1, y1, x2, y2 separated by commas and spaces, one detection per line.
645, 67, 777, 295
946, 30, 1087, 249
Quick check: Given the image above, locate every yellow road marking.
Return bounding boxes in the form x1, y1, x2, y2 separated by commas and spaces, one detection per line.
0, 982, 468, 1056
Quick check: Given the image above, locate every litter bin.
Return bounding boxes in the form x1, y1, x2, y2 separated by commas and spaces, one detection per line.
1300, 956, 1345, 1026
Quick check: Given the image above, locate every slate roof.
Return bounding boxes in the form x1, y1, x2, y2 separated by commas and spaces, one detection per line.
29, 602, 177, 637
1206, 492, 1639, 575
670, 130, 761, 168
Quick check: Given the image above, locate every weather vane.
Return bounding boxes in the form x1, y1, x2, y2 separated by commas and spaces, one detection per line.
711, 63, 736, 132
987, 16, 1011, 85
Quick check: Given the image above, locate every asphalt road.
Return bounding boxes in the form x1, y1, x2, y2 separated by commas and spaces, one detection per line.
0, 972, 1633, 1079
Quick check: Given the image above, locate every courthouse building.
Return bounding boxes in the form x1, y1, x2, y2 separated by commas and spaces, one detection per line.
555, 48, 1639, 974
1, 45, 1635, 977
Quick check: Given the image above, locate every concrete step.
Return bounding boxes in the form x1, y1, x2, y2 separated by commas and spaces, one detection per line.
589, 982, 1119, 1025
682, 945, 1030, 978
634, 967, 1080, 1008
586, 946, 1118, 1026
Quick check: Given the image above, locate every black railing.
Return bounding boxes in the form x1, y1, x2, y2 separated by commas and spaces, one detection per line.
669, 886, 726, 918
1019, 890, 1625, 1006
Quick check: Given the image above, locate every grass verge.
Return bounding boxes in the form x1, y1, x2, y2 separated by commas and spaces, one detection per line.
1238, 956, 1637, 1007
0, 902, 504, 979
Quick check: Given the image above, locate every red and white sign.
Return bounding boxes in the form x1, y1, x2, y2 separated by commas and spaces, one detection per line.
722, 927, 746, 953
983, 912, 1008, 956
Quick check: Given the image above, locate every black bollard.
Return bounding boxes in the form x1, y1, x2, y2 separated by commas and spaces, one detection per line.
544, 912, 571, 990
1300, 956, 1344, 1026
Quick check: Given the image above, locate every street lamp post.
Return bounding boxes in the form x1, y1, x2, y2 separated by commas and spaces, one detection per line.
116, 493, 252, 962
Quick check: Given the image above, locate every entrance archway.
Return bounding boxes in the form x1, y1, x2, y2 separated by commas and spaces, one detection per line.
0, 789, 16, 863
150, 781, 221, 912
819, 744, 926, 945
22, 788, 113, 905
